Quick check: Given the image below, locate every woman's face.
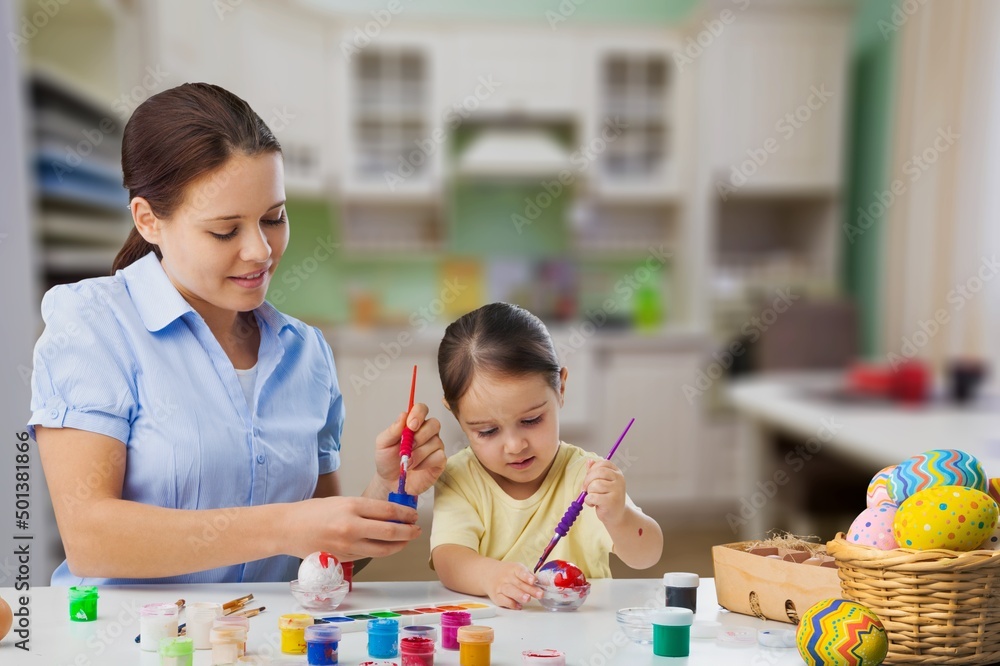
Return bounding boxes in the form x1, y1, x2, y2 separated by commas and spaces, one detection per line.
454, 369, 566, 499
154, 151, 288, 318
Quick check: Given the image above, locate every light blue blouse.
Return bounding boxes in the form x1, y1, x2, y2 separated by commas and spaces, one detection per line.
28, 252, 344, 585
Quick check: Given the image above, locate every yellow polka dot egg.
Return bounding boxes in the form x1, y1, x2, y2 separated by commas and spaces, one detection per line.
893, 485, 998, 551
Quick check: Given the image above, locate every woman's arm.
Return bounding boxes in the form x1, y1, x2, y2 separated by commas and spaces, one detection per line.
38, 427, 421, 579
431, 544, 543, 610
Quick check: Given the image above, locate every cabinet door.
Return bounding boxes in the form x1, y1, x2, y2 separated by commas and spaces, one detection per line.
713, 14, 849, 190
597, 351, 702, 505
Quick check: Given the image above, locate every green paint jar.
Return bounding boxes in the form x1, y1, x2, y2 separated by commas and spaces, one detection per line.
651, 607, 693, 657
68, 586, 99, 622
159, 636, 194, 666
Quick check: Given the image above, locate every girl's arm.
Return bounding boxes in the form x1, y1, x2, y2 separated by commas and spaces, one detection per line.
37, 427, 422, 578
432, 544, 543, 610
582, 460, 664, 569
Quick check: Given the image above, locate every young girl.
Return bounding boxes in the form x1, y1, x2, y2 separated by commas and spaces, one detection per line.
431, 302, 663, 609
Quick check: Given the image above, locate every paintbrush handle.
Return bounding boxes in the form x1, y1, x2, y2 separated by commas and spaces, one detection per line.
555, 498, 585, 537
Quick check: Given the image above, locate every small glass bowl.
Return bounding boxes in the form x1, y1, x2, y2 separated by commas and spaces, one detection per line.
537, 582, 591, 611
616, 607, 654, 644
289, 579, 349, 612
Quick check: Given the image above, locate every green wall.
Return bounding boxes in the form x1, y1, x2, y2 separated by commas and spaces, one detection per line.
843, 0, 899, 356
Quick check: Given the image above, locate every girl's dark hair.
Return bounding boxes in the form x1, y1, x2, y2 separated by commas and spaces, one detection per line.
112, 83, 281, 273
438, 302, 562, 411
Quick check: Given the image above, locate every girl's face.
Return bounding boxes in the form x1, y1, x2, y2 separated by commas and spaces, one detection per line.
454, 368, 567, 499
150, 151, 288, 319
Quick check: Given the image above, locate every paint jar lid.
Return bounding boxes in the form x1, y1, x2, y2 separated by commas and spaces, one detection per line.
278, 613, 313, 630
140, 602, 178, 617
441, 610, 472, 626
68, 586, 98, 600
388, 491, 418, 509
663, 572, 699, 588
159, 636, 194, 657
305, 623, 342, 642
401, 625, 438, 641
650, 607, 694, 627
367, 618, 399, 634
401, 636, 435, 655
457, 625, 495, 644
214, 615, 250, 629
522, 649, 567, 665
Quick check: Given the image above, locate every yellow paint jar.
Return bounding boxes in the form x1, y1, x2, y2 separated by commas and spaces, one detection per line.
458, 625, 494, 666
278, 613, 313, 654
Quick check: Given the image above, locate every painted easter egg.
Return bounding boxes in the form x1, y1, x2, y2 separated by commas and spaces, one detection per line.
796, 599, 887, 666
894, 485, 998, 551
537, 560, 586, 588
982, 522, 1000, 550
866, 466, 896, 508
887, 449, 987, 504
847, 505, 899, 550
988, 478, 1000, 506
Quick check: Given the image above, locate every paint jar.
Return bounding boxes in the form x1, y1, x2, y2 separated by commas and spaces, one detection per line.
68, 586, 98, 622
140, 603, 180, 652
306, 623, 342, 665
159, 636, 194, 666
388, 491, 418, 510
401, 625, 438, 643
186, 602, 223, 650
210, 625, 246, 664
521, 650, 566, 665
214, 616, 250, 654
457, 625, 493, 666
663, 572, 699, 613
368, 618, 400, 658
343, 561, 354, 592
400, 636, 435, 666
651, 607, 694, 658
279, 613, 314, 654
440, 610, 471, 650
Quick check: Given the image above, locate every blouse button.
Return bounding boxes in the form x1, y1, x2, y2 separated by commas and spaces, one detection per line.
48, 408, 59, 419
256, 454, 265, 464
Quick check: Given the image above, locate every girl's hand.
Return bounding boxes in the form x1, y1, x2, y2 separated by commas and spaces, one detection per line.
486, 561, 543, 610
289, 495, 420, 561
374, 403, 446, 496
582, 460, 627, 526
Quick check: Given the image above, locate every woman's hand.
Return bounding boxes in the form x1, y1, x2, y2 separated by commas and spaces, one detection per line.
288, 495, 421, 561
582, 459, 628, 526
373, 403, 446, 497
485, 561, 542, 610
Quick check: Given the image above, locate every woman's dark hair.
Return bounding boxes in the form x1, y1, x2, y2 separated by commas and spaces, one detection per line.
112, 83, 281, 272
438, 302, 562, 411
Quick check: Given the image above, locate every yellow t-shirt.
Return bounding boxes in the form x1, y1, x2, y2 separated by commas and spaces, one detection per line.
430, 442, 617, 579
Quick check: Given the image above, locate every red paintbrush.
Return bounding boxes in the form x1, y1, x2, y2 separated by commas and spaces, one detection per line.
397, 365, 418, 494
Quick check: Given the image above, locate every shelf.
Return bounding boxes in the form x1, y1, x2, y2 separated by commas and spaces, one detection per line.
37, 211, 131, 246
43, 246, 118, 274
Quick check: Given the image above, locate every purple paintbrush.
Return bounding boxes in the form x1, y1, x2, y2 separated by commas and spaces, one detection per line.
533, 418, 635, 573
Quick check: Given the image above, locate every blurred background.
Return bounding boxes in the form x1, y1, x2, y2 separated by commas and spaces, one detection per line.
3, 0, 1000, 585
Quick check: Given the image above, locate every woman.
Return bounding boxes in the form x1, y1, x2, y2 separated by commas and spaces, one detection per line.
28, 83, 445, 585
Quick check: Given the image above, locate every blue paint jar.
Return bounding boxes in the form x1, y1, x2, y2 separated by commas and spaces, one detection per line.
367, 618, 399, 658
305, 624, 341, 665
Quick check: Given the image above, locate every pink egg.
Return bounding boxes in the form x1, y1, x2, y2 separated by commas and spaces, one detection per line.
866, 466, 896, 508
847, 505, 899, 550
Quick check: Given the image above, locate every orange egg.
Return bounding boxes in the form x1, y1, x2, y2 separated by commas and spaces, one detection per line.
0, 595, 12, 641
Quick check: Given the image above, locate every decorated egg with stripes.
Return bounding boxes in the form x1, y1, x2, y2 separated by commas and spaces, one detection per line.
847, 505, 899, 550
887, 449, 987, 504
988, 478, 1000, 506
796, 599, 887, 666
894, 485, 998, 551
866, 466, 896, 508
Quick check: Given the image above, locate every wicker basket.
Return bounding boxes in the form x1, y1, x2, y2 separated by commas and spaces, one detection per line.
827, 533, 1000, 665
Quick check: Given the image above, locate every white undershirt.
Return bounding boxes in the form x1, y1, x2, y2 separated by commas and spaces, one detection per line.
234, 364, 258, 409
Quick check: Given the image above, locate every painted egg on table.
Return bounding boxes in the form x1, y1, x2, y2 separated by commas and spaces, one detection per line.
894, 485, 998, 551
887, 449, 987, 504
536, 560, 586, 588
847, 505, 899, 550
796, 598, 887, 666
988, 478, 1000, 506
866, 466, 896, 508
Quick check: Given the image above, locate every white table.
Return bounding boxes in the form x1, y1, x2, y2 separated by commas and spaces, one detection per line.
0, 578, 811, 664
728, 372, 1000, 539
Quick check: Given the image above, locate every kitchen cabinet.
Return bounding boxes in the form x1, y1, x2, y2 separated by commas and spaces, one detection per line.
708, 11, 850, 192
